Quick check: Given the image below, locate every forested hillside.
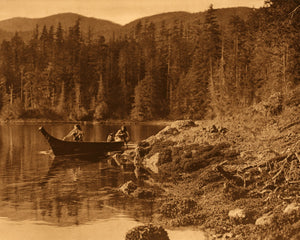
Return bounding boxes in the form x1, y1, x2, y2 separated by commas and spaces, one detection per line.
0, 0, 299, 121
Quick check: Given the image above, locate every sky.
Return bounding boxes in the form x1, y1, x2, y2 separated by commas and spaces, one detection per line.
0, 0, 265, 25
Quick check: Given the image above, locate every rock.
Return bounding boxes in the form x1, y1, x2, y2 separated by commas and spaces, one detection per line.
138, 141, 150, 148
157, 148, 173, 165
119, 181, 137, 195
125, 224, 170, 240
283, 203, 299, 215
160, 198, 197, 218
145, 126, 180, 146
144, 152, 159, 173
222, 232, 233, 239
136, 145, 152, 158
161, 126, 180, 135
170, 120, 197, 129
255, 212, 273, 226
228, 208, 246, 222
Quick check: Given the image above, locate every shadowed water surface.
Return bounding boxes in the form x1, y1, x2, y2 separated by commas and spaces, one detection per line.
0, 123, 207, 240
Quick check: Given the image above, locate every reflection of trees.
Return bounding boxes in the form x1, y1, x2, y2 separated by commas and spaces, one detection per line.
0, 124, 162, 226
33, 156, 154, 226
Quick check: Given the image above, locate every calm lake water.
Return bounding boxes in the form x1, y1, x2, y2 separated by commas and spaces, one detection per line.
0, 123, 207, 240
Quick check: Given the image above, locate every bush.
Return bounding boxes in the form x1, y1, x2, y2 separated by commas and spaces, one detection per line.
94, 101, 109, 120
22, 108, 63, 120
284, 85, 300, 107
0, 98, 24, 120
74, 106, 89, 121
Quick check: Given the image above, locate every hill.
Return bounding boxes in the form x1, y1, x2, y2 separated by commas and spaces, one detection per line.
0, 7, 255, 42
121, 7, 254, 35
0, 13, 121, 42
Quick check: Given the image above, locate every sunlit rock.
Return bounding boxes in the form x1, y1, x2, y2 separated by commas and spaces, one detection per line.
169, 120, 197, 129
144, 152, 159, 173
255, 212, 273, 226
228, 208, 246, 223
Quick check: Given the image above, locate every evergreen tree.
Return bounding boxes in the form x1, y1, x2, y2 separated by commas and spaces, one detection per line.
131, 75, 160, 120
203, 4, 222, 116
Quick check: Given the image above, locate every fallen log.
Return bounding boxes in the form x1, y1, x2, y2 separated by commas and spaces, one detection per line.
271, 153, 297, 183
216, 165, 244, 186
272, 158, 287, 181
279, 120, 300, 132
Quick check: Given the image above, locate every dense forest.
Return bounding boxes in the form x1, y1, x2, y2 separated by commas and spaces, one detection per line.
0, 0, 299, 121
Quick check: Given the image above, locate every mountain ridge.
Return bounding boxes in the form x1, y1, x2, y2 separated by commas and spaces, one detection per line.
0, 12, 121, 31
0, 7, 255, 42
0, 12, 122, 42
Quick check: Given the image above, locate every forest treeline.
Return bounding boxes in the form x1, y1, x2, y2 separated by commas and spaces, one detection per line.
0, 0, 299, 121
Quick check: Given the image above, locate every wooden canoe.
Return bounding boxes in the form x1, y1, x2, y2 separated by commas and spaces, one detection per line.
39, 126, 124, 156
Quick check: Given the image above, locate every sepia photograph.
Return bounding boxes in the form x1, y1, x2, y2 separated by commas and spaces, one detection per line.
0, 0, 299, 239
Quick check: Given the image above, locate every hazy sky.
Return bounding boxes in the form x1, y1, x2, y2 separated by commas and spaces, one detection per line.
0, 0, 265, 25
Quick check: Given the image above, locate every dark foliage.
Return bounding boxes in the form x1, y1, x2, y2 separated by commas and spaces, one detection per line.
0, 2, 299, 120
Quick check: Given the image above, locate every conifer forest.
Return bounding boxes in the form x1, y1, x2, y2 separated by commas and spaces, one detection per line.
0, 0, 299, 121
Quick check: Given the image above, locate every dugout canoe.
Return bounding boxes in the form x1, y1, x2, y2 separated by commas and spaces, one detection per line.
39, 126, 124, 156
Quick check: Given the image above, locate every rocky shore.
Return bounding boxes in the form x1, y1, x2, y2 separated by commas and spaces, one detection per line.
119, 104, 300, 240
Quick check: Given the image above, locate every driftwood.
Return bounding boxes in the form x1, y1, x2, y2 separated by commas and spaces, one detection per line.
288, 180, 300, 184
279, 120, 300, 132
216, 165, 244, 186
217, 152, 299, 200
289, 4, 300, 19
272, 158, 287, 182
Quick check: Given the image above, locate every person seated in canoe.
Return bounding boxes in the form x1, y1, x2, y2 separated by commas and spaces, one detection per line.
106, 132, 115, 142
63, 124, 83, 142
115, 125, 130, 143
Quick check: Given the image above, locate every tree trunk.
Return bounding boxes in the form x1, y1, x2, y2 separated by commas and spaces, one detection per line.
235, 36, 239, 93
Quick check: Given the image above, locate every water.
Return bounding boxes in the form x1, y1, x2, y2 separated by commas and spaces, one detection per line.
0, 123, 207, 240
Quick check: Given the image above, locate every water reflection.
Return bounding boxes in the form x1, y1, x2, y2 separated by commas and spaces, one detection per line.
36, 155, 154, 226
0, 124, 163, 227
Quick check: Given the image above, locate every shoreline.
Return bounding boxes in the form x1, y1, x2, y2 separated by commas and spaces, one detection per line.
121, 114, 300, 239
0, 118, 171, 126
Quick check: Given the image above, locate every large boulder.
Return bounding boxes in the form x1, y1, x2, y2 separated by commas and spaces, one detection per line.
125, 224, 170, 240
144, 153, 159, 173
255, 212, 273, 226
170, 120, 197, 129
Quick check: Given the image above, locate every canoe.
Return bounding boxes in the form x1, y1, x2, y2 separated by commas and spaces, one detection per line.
39, 126, 124, 156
